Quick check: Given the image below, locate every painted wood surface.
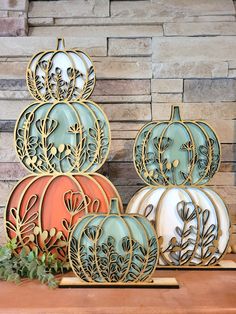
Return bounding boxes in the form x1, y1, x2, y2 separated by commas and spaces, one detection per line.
0, 0, 235, 249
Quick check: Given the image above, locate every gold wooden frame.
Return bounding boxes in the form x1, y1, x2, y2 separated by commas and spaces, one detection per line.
14, 99, 111, 174
68, 199, 159, 284
4, 173, 123, 264
26, 38, 96, 102
133, 106, 221, 187
127, 186, 231, 268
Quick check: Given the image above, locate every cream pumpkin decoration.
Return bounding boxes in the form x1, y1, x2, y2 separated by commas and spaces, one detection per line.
26, 38, 95, 102
126, 186, 231, 267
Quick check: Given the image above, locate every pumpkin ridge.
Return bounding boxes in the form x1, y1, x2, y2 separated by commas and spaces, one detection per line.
5, 175, 37, 248
158, 121, 194, 186
15, 102, 41, 173
185, 121, 210, 186
200, 188, 230, 265
73, 101, 102, 173
196, 121, 220, 185
82, 100, 111, 173
135, 215, 159, 281
123, 215, 150, 283
77, 215, 98, 282
141, 122, 166, 186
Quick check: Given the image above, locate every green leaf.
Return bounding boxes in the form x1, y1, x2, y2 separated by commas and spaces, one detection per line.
27, 251, 35, 262
41, 253, 46, 264
0, 238, 68, 288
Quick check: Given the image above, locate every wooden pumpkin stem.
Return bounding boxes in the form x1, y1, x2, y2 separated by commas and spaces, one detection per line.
170, 106, 181, 121
57, 38, 65, 50
109, 198, 120, 215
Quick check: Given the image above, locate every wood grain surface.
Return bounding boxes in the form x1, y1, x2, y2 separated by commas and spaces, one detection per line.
0, 260, 236, 313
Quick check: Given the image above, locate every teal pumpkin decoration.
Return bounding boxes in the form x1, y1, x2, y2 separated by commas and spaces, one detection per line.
69, 198, 158, 283
134, 106, 220, 186
15, 100, 110, 173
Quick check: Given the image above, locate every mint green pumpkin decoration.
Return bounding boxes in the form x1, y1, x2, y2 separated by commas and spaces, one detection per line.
134, 106, 220, 186
15, 100, 110, 173
69, 198, 158, 283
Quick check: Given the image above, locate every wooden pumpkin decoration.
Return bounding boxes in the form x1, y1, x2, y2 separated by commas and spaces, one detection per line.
134, 106, 220, 186
127, 187, 231, 267
5, 173, 123, 262
27, 38, 95, 102
69, 198, 158, 283
15, 99, 110, 173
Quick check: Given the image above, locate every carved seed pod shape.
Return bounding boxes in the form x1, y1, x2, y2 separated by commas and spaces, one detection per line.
26, 38, 95, 102
134, 106, 221, 186
15, 100, 110, 173
69, 198, 158, 283
126, 186, 231, 267
4, 173, 123, 262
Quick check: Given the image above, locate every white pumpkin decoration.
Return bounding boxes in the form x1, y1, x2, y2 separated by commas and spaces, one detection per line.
126, 186, 231, 266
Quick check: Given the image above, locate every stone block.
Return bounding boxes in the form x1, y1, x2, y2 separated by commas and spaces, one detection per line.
164, 22, 236, 36
0, 162, 27, 180
0, 90, 30, 99
94, 80, 150, 95
0, 100, 25, 119
184, 79, 236, 102
0, 79, 26, 90
0, 62, 26, 79
229, 60, 236, 69
93, 95, 152, 103
111, 0, 235, 20
29, 0, 109, 18
101, 103, 151, 121
0, 17, 27, 36
151, 79, 183, 93
0, 37, 107, 57
152, 93, 182, 103
0, 0, 28, 11
30, 25, 163, 37
28, 17, 54, 26
152, 37, 236, 62
152, 62, 228, 79
94, 57, 152, 79
229, 70, 236, 78
109, 38, 151, 56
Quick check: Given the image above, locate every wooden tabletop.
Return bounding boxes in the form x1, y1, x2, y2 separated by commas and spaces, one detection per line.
0, 260, 235, 314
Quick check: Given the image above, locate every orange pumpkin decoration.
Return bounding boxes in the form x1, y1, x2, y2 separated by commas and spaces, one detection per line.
5, 173, 122, 262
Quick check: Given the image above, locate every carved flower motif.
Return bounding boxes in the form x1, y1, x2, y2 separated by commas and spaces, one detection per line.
84, 226, 102, 241
122, 236, 131, 252
177, 201, 197, 222
181, 141, 193, 151
68, 123, 82, 134
64, 190, 90, 215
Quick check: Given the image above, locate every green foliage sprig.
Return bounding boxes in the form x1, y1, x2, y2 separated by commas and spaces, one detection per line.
0, 239, 69, 288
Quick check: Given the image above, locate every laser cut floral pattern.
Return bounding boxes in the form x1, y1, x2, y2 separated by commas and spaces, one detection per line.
26, 38, 95, 102
69, 199, 158, 283
134, 106, 220, 186
15, 104, 110, 174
